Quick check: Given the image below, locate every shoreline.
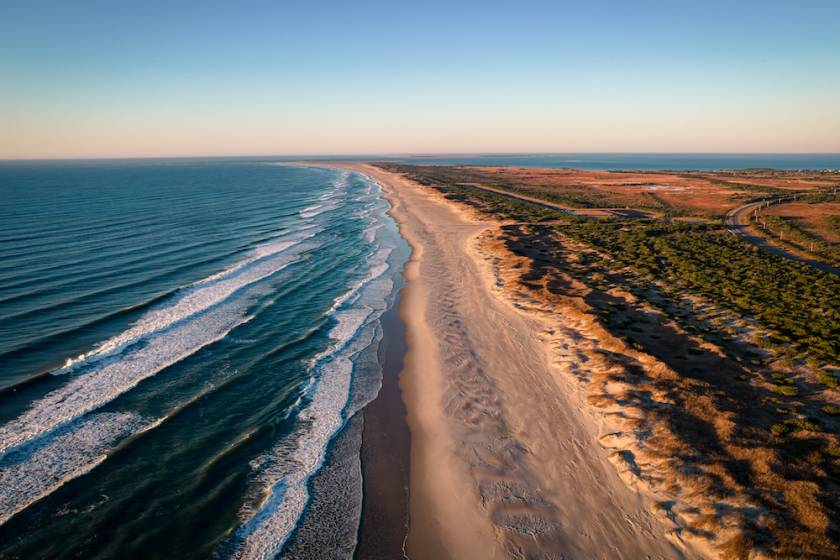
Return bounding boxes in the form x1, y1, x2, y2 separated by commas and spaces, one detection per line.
320, 162, 704, 559
356, 296, 411, 559
327, 163, 496, 557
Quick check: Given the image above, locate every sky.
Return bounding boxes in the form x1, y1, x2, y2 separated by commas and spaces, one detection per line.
1, 0, 839, 159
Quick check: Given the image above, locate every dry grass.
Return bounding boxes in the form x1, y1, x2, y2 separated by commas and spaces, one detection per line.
383, 164, 838, 218
749, 201, 840, 265
763, 202, 840, 245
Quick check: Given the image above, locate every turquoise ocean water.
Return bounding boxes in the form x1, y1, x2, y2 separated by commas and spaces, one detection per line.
0, 160, 408, 559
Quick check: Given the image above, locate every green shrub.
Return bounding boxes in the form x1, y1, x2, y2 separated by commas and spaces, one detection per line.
770, 423, 791, 435
770, 385, 799, 397
816, 369, 839, 388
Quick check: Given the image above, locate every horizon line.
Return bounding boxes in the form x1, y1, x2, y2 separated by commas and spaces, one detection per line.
3, 151, 840, 163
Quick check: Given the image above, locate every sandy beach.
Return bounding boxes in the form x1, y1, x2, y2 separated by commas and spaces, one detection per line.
324, 163, 708, 560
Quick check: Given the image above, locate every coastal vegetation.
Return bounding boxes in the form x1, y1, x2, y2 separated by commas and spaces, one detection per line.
500, 221, 840, 558
688, 174, 791, 196
562, 220, 840, 365
750, 195, 840, 265
381, 163, 839, 219
757, 214, 840, 264
379, 163, 654, 210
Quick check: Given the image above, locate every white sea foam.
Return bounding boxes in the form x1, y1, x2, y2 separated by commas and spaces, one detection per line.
298, 205, 324, 218
0, 411, 146, 526
363, 223, 384, 243
0, 234, 317, 457
225, 306, 372, 560
57, 235, 313, 375
333, 171, 350, 190
0, 377, 231, 528
297, 171, 350, 219
224, 234, 400, 558
0, 167, 392, 533
327, 248, 392, 315
300, 199, 343, 219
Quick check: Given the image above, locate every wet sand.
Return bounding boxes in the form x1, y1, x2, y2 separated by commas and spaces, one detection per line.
356, 298, 410, 559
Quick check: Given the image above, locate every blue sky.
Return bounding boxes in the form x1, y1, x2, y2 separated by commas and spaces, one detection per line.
1, 0, 839, 158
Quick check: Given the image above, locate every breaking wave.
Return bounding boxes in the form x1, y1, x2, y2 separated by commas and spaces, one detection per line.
219, 175, 399, 560
0, 234, 316, 458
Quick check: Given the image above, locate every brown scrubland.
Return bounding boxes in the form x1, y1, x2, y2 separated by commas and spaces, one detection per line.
753, 201, 840, 265
393, 165, 837, 218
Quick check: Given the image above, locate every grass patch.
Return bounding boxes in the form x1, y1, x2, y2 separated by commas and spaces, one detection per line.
770, 384, 800, 397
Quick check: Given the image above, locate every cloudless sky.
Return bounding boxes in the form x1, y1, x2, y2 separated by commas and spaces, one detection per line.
1, 0, 839, 158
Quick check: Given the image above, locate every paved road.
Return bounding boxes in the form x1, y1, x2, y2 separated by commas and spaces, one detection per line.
725, 198, 840, 276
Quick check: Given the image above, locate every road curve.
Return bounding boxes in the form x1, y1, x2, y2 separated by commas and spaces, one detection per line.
725, 199, 840, 276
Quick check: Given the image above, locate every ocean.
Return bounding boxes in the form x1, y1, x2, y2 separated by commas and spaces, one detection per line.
0, 160, 408, 559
